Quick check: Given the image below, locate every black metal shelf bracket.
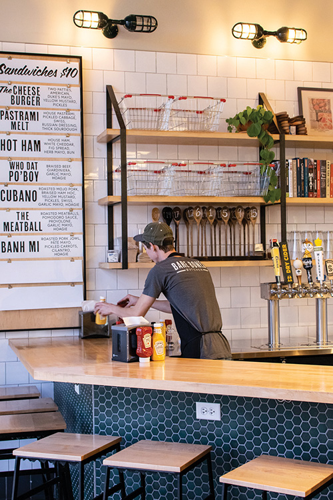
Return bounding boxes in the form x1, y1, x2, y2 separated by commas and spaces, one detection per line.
106, 85, 128, 269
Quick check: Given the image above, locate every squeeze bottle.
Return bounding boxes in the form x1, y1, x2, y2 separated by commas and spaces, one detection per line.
95, 296, 107, 325
152, 323, 166, 361
136, 326, 153, 364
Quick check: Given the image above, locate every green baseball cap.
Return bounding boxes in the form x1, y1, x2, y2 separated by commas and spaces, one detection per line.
133, 222, 174, 246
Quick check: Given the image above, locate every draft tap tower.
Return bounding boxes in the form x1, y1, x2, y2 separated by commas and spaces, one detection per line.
261, 238, 332, 349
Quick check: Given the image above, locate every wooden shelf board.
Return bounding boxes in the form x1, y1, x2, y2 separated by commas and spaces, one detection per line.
98, 195, 267, 206
0, 307, 80, 331
97, 129, 333, 149
97, 129, 266, 147
286, 198, 333, 205
284, 135, 333, 149
99, 260, 272, 270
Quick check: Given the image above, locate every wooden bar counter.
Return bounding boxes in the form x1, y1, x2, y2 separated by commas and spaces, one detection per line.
9, 337, 333, 500
9, 336, 333, 404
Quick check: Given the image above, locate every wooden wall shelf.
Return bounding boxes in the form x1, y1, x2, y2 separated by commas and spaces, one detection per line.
97, 128, 269, 147
98, 195, 268, 206
99, 260, 272, 270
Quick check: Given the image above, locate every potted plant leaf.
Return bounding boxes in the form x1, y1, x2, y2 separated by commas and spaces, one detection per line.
226, 105, 281, 203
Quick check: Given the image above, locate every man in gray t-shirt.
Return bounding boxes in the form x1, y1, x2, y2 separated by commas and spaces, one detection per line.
94, 222, 231, 359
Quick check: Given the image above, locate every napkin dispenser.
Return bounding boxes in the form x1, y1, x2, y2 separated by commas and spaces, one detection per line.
111, 324, 139, 362
79, 311, 110, 339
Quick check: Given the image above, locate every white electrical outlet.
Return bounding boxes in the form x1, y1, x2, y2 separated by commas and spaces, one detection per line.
74, 384, 80, 395
196, 402, 221, 421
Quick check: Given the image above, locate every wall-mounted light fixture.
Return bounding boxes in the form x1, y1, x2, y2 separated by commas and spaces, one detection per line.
232, 23, 307, 49
73, 11, 158, 39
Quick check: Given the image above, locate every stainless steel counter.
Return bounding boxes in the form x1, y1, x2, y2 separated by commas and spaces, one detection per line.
231, 337, 333, 360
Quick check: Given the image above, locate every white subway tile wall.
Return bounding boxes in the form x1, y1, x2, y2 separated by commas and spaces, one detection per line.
1, 40, 333, 393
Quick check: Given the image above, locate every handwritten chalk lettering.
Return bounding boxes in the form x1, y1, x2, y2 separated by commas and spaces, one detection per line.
0, 234, 83, 258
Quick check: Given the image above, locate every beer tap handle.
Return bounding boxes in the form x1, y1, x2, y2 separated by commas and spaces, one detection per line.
314, 238, 324, 287
270, 239, 281, 297
293, 258, 303, 296
302, 237, 314, 286
325, 259, 333, 296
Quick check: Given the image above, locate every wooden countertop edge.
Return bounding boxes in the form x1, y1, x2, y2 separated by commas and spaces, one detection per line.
27, 367, 333, 405
9, 339, 333, 404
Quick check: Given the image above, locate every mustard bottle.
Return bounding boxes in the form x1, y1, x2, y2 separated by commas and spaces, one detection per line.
95, 296, 107, 325
152, 323, 166, 361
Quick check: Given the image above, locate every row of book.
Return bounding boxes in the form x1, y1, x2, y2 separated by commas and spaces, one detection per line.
283, 158, 333, 198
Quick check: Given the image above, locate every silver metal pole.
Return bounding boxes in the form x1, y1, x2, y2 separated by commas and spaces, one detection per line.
316, 298, 328, 345
268, 299, 280, 348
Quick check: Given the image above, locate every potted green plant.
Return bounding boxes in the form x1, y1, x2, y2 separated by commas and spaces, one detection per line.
226, 105, 281, 203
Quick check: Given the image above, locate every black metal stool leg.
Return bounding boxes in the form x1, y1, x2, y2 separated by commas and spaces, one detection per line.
206, 453, 215, 499
119, 470, 126, 499
11, 456, 21, 500
78, 462, 84, 500
140, 472, 146, 500
221, 483, 228, 500
177, 474, 183, 500
103, 467, 111, 500
262, 491, 268, 500
41, 460, 54, 500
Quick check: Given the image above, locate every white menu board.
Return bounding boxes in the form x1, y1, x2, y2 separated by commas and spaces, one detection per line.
0, 52, 84, 325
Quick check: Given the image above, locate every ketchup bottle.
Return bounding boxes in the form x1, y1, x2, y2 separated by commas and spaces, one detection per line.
136, 326, 153, 364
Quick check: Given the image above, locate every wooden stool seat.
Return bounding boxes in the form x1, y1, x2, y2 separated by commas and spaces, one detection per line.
0, 385, 40, 401
219, 455, 333, 499
104, 440, 212, 472
12, 433, 124, 500
13, 432, 122, 462
103, 440, 215, 499
0, 397, 57, 416
0, 411, 66, 438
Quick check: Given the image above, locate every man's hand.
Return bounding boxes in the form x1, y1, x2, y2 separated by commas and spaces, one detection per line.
117, 294, 139, 308
94, 301, 115, 317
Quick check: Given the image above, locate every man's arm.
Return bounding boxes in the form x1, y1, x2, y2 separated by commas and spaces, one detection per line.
117, 294, 172, 314
94, 294, 155, 318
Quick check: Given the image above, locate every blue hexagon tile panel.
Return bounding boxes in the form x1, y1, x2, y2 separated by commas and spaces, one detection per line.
55, 383, 333, 500
54, 382, 94, 500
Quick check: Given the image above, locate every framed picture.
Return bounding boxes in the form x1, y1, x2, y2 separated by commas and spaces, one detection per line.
298, 87, 333, 136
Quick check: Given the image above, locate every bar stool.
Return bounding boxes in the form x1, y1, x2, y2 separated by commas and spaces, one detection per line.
219, 455, 333, 499
12, 432, 125, 500
0, 385, 40, 402
103, 440, 215, 499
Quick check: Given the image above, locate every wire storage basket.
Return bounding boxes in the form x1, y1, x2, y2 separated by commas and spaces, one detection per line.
168, 96, 226, 132
172, 162, 203, 196
221, 162, 272, 197
116, 161, 175, 196
118, 94, 173, 130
